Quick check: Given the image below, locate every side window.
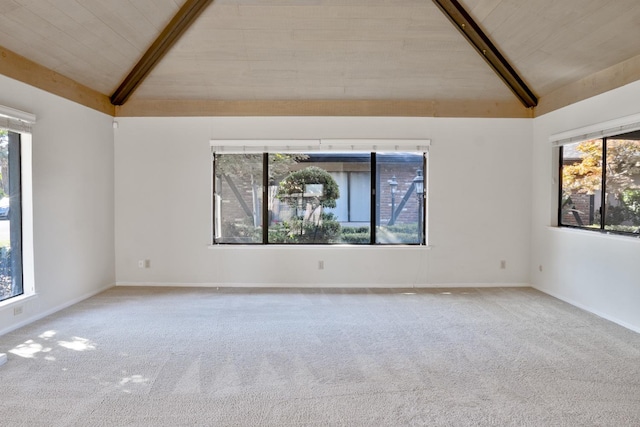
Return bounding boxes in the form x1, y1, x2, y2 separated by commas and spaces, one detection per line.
559, 131, 640, 235
603, 138, 640, 233
0, 129, 22, 302
559, 139, 602, 229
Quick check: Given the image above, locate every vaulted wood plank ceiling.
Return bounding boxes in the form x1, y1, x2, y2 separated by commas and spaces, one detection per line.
133, 0, 514, 101
0, 0, 182, 94
1, 0, 640, 118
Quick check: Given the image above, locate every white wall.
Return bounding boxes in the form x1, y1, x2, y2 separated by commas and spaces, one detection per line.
115, 116, 531, 287
3, 66, 638, 334
532, 80, 640, 332
0, 75, 115, 335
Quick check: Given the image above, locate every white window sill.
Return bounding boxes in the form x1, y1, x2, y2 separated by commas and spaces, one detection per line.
548, 226, 640, 243
0, 293, 37, 310
208, 244, 433, 250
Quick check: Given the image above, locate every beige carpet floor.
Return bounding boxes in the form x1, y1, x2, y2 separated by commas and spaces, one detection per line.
0, 287, 639, 426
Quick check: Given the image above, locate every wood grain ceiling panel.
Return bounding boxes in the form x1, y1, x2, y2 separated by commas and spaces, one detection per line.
1, 0, 638, 117
461, 0, 640, 97
133, 0, 515, 101
0, 0, 183, 94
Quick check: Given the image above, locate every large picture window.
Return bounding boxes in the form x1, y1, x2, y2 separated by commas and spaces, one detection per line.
559, 130, 640, 235
213, 149, 427, 245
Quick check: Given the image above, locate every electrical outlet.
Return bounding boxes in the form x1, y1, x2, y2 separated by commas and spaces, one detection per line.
318, 260, 324, 270
138, 260, 144, 268
539, 265, 543, 272
144, 259, 151, 268
500, 260, 506, 269
13, 306, 23, 316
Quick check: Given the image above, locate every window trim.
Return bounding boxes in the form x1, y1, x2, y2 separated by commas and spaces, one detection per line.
549, 112, 640, 147
0, 104, 35, 135
211, 141, 429, 246
210, 139, 430, 154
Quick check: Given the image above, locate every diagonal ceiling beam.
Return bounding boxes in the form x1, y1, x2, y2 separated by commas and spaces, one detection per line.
110, 0, 213, 106
432, 0, 538, 108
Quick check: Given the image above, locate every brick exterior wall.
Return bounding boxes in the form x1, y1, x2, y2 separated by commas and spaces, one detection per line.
561, 193, 594, 226
378, 166, 423, 225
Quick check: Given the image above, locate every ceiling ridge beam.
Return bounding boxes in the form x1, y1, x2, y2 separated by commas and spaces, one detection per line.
432, 0, 538, 108
110, 0, 213, 106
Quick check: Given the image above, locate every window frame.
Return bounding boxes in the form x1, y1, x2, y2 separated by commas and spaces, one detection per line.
212, 148, 428, 246
558, 133, 640, 237
0, 130, 23, 302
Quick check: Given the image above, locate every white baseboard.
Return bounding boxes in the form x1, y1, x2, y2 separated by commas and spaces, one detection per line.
533, 286, 640, 334
414, 282, 530, 288
116, 281, 531, 289
0, 283, 115, 337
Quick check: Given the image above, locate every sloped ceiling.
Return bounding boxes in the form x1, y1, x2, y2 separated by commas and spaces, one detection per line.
133, 1, 514, 101
1, 0, 640, 118
0, 0, 182, 94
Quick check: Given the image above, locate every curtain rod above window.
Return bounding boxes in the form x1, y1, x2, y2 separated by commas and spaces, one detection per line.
0, 104, 36, 134
210, 139, 430, 153
549, 112, 640, 147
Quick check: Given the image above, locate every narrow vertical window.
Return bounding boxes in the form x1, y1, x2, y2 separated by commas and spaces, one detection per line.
0, 129, 22, 301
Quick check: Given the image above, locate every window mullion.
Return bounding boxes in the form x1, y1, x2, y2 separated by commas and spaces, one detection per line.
421, 152, 426, 245
7, 131, 23, 298
600, 138, 607, 230
558, 145, 564, 227
212, 152, 217, 243
262, 153, 269, 244
370, 152, 376, 245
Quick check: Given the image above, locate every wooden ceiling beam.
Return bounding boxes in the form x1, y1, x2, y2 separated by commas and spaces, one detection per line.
432, 0, 538, 109
115, 99, 532, 118
110, 0, 213, 106
0, 45, 115, 116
